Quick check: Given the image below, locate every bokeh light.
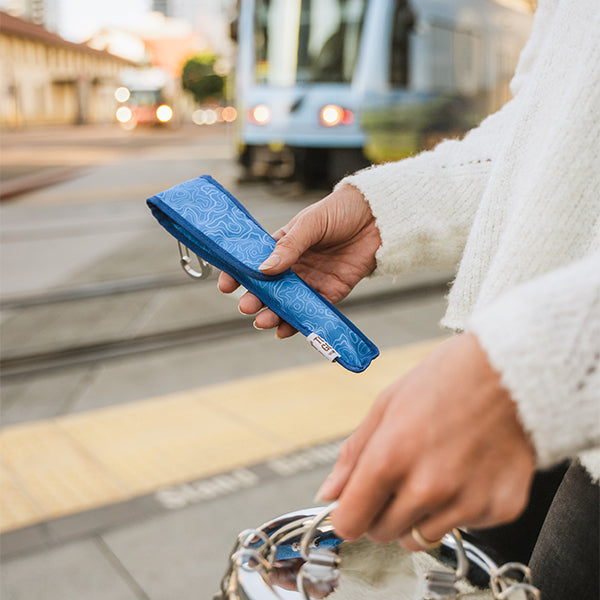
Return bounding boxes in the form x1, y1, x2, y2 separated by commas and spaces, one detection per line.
250, 104, 270, 125
114, 87, 130, 103
116, 106, 133, 123
156, 104, 174, 122
320, 104, 343, 126
222, 106, 237, 122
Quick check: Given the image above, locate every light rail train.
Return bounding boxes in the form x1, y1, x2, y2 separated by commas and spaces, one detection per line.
232, 0, 533, 185
114, 67, 177, 129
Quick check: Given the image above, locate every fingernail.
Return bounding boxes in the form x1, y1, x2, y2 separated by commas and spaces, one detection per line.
313, 485, 329, 502
314, 475, 336, 502
259, 254, 281, 271
253, 321, 266, 330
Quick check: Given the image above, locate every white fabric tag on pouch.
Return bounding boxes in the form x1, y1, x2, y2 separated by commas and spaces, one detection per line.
307, 333, 341, 362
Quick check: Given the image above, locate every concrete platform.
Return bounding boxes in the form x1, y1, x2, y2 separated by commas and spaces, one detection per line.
0, 337, 446, 535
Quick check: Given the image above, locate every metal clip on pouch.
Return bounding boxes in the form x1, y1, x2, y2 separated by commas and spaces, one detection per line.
146, 175, 379, 373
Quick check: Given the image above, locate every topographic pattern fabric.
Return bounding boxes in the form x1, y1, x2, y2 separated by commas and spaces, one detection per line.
147, 175, 379, 372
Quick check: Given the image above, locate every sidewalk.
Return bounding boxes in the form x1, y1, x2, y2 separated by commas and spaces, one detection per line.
0, 336, 447, 599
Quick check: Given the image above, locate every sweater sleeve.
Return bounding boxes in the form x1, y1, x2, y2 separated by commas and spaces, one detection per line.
334, 101, 518, 276
334, 1, 552, 277
467, 253, 600, 470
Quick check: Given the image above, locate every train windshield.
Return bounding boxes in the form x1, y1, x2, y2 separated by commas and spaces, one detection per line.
128, 90, 162, 106
254, 0, 367, 86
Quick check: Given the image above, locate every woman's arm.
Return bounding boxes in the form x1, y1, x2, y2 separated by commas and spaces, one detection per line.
338, 1, 553, 277
468, 252, 600, 469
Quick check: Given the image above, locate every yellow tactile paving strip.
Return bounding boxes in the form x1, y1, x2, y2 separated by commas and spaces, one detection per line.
0, 337, 446, 533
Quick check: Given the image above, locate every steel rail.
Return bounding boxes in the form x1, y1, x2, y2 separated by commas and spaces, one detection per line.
0, 279, 449, 380
0, 273, 206, 310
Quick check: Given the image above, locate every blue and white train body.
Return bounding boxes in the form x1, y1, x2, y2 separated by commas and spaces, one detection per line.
233, 0, 533, 184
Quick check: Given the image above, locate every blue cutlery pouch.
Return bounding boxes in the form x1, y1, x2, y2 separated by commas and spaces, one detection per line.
146, 175, 379, 372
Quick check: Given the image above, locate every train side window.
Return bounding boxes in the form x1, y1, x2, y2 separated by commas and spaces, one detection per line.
430, 24, 455, 91
390, 0, 415, 87
454, 29, 482, 95
430, 22, 481, 94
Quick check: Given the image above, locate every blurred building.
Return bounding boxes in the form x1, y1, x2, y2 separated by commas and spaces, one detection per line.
89, 12, 201, 80
129, 11, 200, 80
152, 0, 170, 16
151, 0, 235, 63
87, 12, 202, 123
0, 11, 135, 127
86, 28, 149, 66
1, 0, 58, 30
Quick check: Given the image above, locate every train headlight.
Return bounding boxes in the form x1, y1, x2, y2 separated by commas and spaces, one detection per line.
320, 104, 354, 127
249, 104, 270, 125
116, 106, 133, 123
156, 104, 174, 123
114, 86, 130, 103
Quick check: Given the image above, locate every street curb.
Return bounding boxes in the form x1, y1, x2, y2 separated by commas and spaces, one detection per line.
0, 166, 84, 201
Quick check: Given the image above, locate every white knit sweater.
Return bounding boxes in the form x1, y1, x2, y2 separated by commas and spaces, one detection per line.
337, 0, 600, 480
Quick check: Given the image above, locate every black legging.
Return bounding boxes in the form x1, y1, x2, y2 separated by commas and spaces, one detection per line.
470, 461, 599, 600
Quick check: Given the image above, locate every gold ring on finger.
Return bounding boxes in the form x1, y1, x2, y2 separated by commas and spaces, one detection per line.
411, 525, 443, 549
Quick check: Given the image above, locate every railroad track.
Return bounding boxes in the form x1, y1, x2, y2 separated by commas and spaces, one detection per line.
0, 273, 198, 310
0, 278, 449, 380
